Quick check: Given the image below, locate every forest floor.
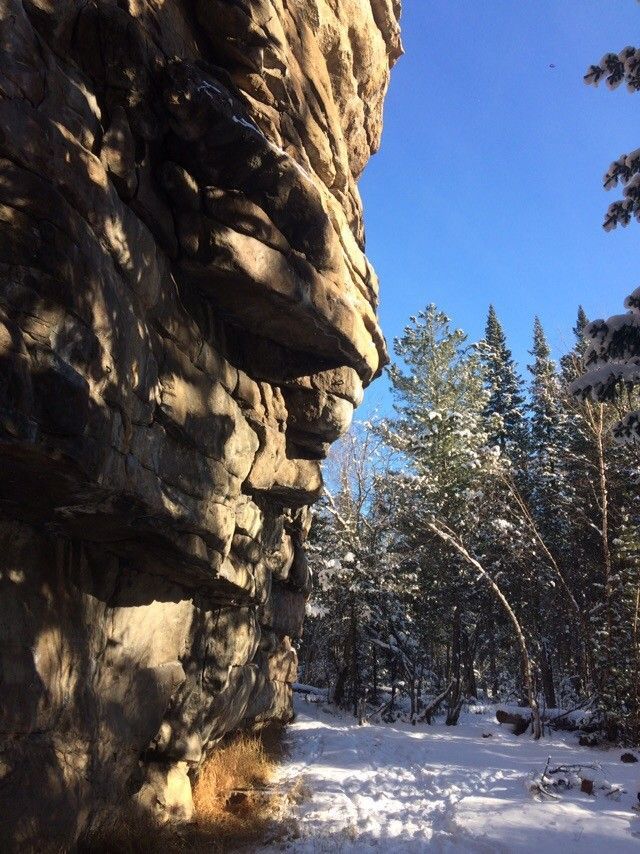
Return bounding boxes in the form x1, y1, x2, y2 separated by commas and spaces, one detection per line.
258, 694, 640, 853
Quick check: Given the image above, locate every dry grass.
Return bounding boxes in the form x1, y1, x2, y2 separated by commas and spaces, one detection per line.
193, 731, 276, 816
77, 805, 179, 854
190, 729, 282, 848
77, 724, 298, 853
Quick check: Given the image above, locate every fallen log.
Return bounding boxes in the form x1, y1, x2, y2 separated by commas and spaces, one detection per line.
547, 698, 596, 732
496, 709, 531, 735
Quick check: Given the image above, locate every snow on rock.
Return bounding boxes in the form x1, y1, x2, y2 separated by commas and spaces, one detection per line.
261, 696, 640, 852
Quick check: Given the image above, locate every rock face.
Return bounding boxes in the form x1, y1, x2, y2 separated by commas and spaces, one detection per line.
0, 0, 400, 847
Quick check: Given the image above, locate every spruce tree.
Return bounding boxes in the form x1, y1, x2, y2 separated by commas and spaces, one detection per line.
560, 306, 589, 382
525, 319, 571, 705
382, 306, 493, 717
611, 506, 640, 736
480, 305, 527, 457
528, 318, 565, 464
575, 305, 589, 346
385, 304, 490, 518
301, 427, 397, 712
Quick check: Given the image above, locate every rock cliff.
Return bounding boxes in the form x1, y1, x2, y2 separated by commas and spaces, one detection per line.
0, 0, 400, 846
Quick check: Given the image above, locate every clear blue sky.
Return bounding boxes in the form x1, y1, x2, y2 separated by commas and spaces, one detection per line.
359, 0, 640, 417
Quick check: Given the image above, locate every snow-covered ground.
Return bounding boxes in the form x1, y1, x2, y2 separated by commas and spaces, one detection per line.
263, 696, 640, 852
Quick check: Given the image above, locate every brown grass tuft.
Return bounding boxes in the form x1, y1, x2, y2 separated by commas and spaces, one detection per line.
193, 731, 276, 820
189, 729, 284, 848
78, 726, 294, 853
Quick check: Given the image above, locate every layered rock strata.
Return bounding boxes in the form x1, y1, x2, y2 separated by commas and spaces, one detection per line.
0, 0, 400, 846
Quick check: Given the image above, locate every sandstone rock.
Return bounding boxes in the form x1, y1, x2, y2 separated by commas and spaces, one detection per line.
261, 581, 307, 640
0, 0, 400, 848
100, 106, 138, 199
284, 387, 355, 452
161, 161, 201, 212
136, 761, 194, 822
289, 545, 313, 597
265, 531, 295, 581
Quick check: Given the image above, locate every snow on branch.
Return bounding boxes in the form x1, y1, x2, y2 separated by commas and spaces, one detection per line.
584, 46, 640, 91
571, 291, 640, 441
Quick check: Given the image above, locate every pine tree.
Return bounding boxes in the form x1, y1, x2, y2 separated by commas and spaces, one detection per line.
381, 306, 494, 719
522, 319, 576, 706
559, 309, 640, 733
574, 30, 640, 438
572, 290, 640, 442
575, 305, 589, 349
300, 426, 409, 716
611, 507, 640, 736
385, 304, 490, 518
528, 318, 564, 457
480, 305, 527, 457
381, 306, 544, 720
584, 44, 640, 232
560, 306, 589, 382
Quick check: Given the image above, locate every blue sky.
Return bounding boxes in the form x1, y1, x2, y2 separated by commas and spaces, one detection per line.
359, 0, 640, 417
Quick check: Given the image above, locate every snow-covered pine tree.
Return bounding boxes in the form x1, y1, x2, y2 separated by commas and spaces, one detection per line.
380, 306, 548, 722
299, 425, 414, 718
528, 318, 565, 464
381, 306, 494, 720
560, 306, 589, 382
476, 307, 539, 700
383, 305, 491, 523
523, 318, 580, 706
554, 307, 601, 692
571, 290, 640, 442
573, 34, 640, 439
611, 506, 640, 737
584, 43, 640, 232
558, 309, 640, 737
480, 305, 528, 459
527, 318, 570, 543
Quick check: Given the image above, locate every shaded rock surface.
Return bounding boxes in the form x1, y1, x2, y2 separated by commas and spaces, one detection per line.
0, 0, 400, 847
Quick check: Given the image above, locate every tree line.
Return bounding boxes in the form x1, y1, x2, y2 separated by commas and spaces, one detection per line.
299, 304, 640, 742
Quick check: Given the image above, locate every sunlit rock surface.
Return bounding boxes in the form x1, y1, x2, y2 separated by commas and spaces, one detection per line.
0, 0, 400, 846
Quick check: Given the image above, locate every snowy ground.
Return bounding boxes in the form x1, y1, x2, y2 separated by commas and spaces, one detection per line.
262, 696, 640, 853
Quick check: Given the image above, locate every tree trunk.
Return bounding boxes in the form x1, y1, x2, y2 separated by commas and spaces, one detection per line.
409, 666, 417, 723
333, 665, 349, 707
488, 605, 499, 699
421, 681, 454, 723
462, 627, 478, 699
540, 641, 556, 709
372, 643, 379, 705
518, 654, 528, 707
446, 604, 462, 725
389, 659, 397, 716
427, 521, 542, 739
349, 599, 360, 717
594, 403, 614, 697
